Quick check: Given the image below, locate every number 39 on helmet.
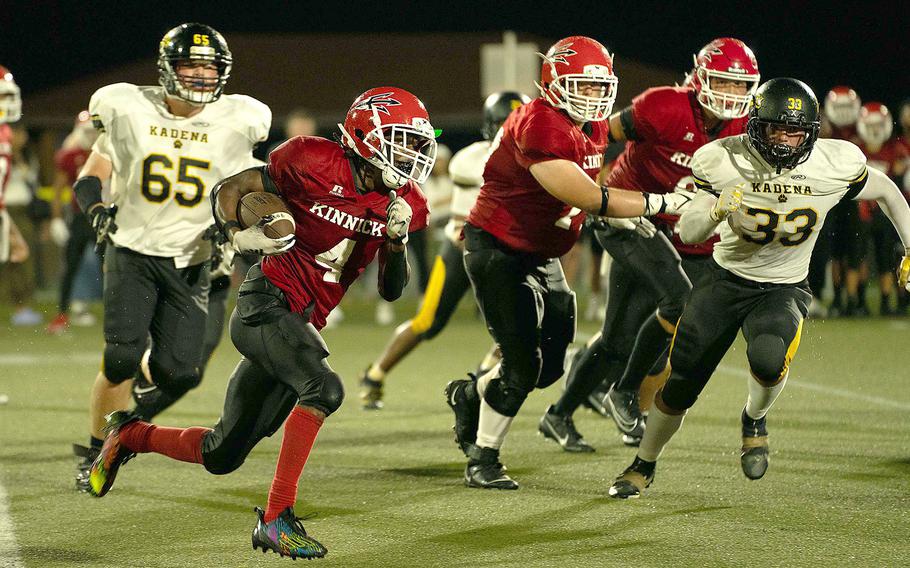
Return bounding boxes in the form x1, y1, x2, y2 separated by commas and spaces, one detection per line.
338, 87, 438, 190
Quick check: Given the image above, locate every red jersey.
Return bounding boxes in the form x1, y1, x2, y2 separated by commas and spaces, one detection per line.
0, 124, 11, 209
857, 139, 910, 219
55, 147, 91, 213
608, 87, 747, 256
261, 136, 429, 329
468, 97, 608, 259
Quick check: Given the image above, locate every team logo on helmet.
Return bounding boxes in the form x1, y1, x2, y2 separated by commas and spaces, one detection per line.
701, 43, 724, 62
753, 93, 764, 109
549, 45, 577, 65
354, 92, 402, 115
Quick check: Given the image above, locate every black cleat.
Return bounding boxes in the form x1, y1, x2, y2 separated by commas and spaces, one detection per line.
584, 382, 612, 418
88, 411, 139, 497
444, 378, 480, 455
605, 385, 645, 438
741, 408, 769, 480
251, 506, 327, 560
464, 445, 519, 490
538, 406, 595, 453
358, 375, 384, 410
608, 456, 656, 499
73, 443, 99, 493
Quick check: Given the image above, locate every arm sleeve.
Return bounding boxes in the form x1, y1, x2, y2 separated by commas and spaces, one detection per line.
856, 166, 910, 251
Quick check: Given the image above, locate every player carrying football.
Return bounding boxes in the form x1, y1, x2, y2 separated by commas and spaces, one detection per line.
73, 23, 271, 491
539, 37, 760, 452
88, 86, 436, 560
608, 78, 910, 499
445, 35, 692, 490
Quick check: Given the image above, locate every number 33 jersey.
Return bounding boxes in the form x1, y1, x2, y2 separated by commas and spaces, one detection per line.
691, 134, 868, 283
89, 83, 271, 267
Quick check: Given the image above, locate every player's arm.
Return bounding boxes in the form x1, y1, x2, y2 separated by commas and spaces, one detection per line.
377, 191, 412, 301
854, 167, 910, 289
73, 151, 118, 241
211, 167, 294, 255
529, 159, 691, 218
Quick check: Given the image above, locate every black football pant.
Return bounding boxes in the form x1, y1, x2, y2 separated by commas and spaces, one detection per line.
463, 223, 576, 417
660, 260, 810, 411
410, 239, 472, 339
201, 265, 345, 475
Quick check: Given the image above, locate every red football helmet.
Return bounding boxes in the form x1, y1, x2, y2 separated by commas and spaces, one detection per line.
857, 102, 893, 146
690, 38, 760, 120
537, 36, 617, 123
338, 87, 438, 190
0, 65, 22, 123
824, 86, 861, 128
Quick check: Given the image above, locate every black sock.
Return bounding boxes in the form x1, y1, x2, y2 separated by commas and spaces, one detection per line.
615, 313, 672, 392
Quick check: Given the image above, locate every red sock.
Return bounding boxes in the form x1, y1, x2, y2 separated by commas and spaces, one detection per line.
264, 406, 324, 522
120, 421, 210, 464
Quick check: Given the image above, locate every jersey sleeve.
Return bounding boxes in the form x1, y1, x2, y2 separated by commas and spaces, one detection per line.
266, 136, 312, 201
690, 143, 723, 196
88, 83, 132, 161
629, 88, 675, 142
513, 115, 579, 168
448, 144, 485, 187
239, 95, 272, 144
836, 141, 870, 200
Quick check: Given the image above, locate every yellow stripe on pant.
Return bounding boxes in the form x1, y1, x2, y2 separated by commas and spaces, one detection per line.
411, 255, 446, 334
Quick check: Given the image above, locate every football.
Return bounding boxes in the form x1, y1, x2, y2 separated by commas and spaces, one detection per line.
236, 191, 295, 239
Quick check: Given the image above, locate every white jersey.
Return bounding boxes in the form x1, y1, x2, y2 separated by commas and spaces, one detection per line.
445, 140, 490, 240
691, 135, 868, 283
90, 83, 271, 267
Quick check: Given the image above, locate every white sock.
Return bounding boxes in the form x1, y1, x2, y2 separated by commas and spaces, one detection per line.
475, 363, 500, 397
745, 372, 788, 420
475, 398, 513, 450
366, 364, 385, 381
637, 403, 686, 462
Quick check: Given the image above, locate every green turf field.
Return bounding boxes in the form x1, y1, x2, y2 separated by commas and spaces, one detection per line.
1, 299, 908, 567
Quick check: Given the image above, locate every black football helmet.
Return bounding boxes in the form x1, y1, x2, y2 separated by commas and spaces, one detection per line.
158, 23, 232, 105
481, 91, 531, 140
746, 78, 820, 173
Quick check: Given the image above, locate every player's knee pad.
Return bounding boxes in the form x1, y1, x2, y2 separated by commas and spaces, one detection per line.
747, 334, 787, 385
659, 371, 702, 411
297, 371, 345, 417
103, 341, 146, 383
482, 377, 529, 417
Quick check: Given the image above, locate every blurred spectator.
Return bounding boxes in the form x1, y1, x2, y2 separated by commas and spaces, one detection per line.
46, 111, 100, 334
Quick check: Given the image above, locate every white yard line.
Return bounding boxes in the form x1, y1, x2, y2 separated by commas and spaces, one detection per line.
0, 481, 25, 568
0, 353, 99, 365
717, 364, 910, 411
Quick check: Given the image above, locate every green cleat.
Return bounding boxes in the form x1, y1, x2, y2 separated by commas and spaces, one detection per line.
251, 506, 327, 560
88, 411, 138, 497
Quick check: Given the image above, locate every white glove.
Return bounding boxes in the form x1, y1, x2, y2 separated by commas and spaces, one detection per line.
230, 219, 295, 256
386, 190, 412, 244
898, 251, 910, 292
50, 217, 70, 246
644, 192, 694, 216
605, 216, 657, 238
710, 185, 744, 221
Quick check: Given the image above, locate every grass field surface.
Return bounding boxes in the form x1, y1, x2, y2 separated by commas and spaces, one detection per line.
1, 300, 908, 567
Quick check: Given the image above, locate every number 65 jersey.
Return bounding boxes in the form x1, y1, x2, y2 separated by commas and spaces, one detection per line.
691, 134, 868, 284
90, 82, 271, 267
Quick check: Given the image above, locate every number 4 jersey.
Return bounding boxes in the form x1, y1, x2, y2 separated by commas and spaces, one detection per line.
89, 82, 271, 267
261, 136, 429, 330
692, 134, 868, 283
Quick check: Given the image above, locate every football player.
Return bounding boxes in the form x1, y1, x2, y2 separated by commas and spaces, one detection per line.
608, 78, 910, 499
73, 23, 271, 490
539, 38, 760, 452
855, 102, 909, 315
445, 35, 692, 490
358, 91, 530, 410
87, 87, 434, 559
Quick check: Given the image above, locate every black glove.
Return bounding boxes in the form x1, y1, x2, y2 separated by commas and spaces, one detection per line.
90, 204, 118, 245
202, 223, 228, 270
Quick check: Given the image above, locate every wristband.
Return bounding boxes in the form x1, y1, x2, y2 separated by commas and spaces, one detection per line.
73, 176, 104, 214
598, 185, 610, 217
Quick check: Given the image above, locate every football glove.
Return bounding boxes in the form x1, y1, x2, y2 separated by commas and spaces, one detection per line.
644, 192, 694, 216
898, 250, 910, 292
230, 219, 295, 256
386, 190, 412, 245
202, 224, 228, 269
89, 204, 118, 245
604, 216, 658, 238
710, 185, 744, 222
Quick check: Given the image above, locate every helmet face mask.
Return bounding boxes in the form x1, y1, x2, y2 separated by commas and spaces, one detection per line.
824, 86, 861, 128
158, 23, 232, 105
0, 67, 22, 123
747, 78, 820, 173
537, 36, 617, 123
856, 103, 893, 147
690, 38, 760, 120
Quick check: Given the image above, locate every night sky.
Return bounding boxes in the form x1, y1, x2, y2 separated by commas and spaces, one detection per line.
4, 1, 907, 111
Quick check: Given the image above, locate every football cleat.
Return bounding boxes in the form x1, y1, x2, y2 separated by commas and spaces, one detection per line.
358, 375, 384, 410
740, 408, 769, 480
88, 410, 139, 497
73, 443, 99, 493
583, 382, 612, 418
538, 406, 595, 453
605, 385, 645, 437
464, 445, 519, 490
251, 506, 327, 560
608, 456, 656, 499
444, 378, 480, 455
46, 313, 69, 335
